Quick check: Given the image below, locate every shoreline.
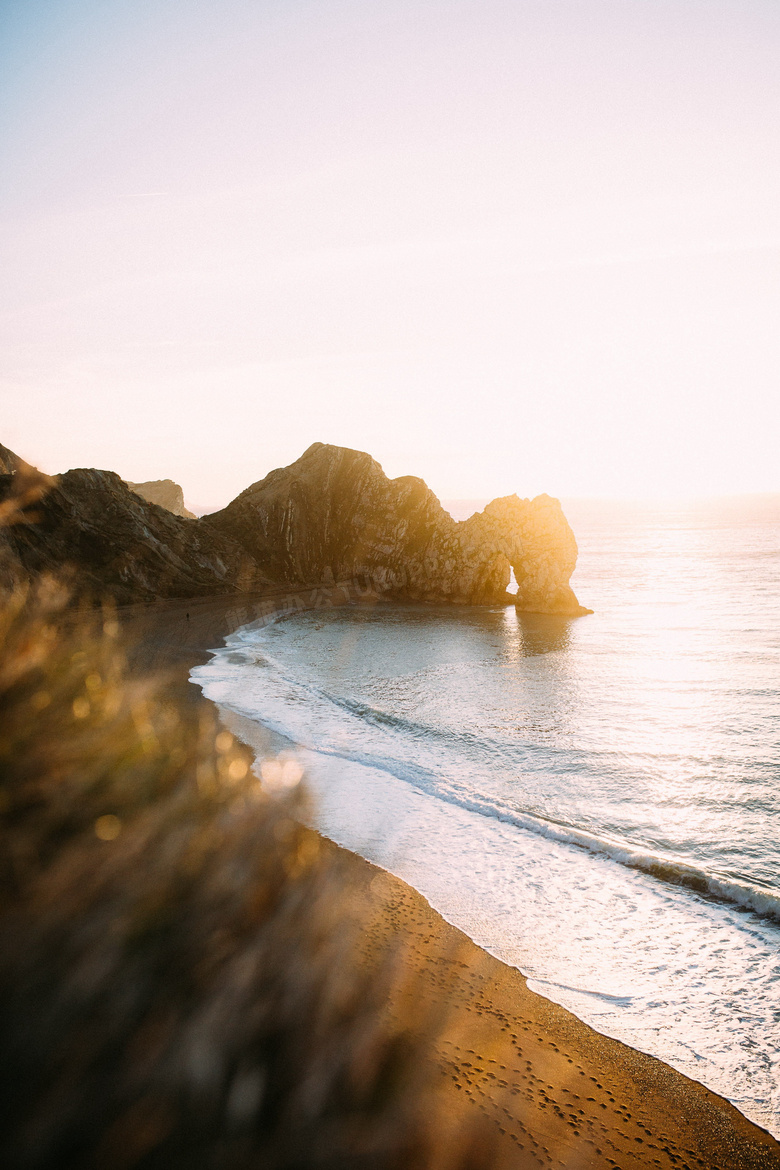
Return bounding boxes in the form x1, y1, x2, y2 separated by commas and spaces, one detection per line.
120, 591, 780, 1169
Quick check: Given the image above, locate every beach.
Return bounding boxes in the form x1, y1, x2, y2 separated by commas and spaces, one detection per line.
120, 592, 780, 1170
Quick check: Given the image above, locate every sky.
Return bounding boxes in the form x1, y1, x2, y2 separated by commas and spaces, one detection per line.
1, 0, 779, 510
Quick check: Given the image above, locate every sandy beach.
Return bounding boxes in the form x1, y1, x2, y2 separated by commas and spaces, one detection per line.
120, 592, 780, 1170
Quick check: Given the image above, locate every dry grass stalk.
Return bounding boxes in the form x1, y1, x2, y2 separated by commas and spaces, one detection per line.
0, 468, 496, 1169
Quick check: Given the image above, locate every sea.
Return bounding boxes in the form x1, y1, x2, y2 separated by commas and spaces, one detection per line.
191, 494, 780, 1138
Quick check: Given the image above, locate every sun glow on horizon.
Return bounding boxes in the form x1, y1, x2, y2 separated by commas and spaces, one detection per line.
1, 0, 778, 505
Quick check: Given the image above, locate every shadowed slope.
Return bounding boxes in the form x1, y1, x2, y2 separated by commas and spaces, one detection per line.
0, 466, 270, 603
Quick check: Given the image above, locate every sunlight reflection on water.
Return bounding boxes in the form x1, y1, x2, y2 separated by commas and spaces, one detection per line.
193, 496, 780, 1135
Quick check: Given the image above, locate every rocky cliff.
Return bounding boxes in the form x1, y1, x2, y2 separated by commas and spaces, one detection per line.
0, 441, 588, 613
0, 443, 21, 476
206, 443, 589, 614
126, 478, 196, 519
0, 457, 271, 604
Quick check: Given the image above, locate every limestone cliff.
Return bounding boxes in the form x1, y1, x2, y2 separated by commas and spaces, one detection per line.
126, 478, 196, 519
0, 443, 21, 476
0, 465, 271, 604
206, 443, 589, 614
0, 440, 588, 613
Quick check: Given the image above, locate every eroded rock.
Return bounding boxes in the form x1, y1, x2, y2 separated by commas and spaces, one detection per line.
462, 494, 587, 614
0, 467, 271, 603
206, 443, 589, 614
0, 441, 589, 613
0, 443, 21, 476
126, 478, 196, 519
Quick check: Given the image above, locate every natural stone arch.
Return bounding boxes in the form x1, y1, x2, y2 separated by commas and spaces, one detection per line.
209, 444, 591, 616
457, 494, 587, 614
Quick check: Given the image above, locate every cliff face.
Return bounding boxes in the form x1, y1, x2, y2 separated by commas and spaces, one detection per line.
0, 466, 271, 604
0, 445, 48, 593
126, 478, 196, 519
206, 443, 589, 614
0, 441, 588, 613
0, 443, 21, 476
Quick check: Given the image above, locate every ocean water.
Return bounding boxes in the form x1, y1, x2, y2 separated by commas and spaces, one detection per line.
191, 496, 780, 1138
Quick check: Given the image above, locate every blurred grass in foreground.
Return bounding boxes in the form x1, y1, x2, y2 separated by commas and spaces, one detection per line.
0, 474, 495, 1170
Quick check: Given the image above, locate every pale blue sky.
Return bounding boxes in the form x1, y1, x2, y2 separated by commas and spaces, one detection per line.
2, 0, 779, 508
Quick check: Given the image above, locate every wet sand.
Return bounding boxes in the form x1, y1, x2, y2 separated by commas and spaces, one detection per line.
120, 592, 780, 1170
